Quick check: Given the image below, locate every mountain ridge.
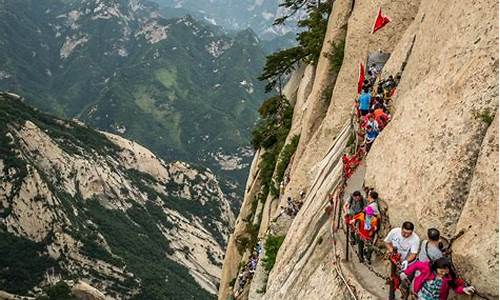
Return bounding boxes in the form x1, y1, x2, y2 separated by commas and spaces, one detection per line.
0, 92, 232, 299
0, 0, 269, 204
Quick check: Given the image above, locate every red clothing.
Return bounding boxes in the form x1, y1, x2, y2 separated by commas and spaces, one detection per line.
373, 108, 389, 128
351, 212, 378, 240
404, 261, 466, 300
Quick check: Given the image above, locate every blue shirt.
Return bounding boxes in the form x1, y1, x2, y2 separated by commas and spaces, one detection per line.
358, 92, 371, 110
366, 130, 378, 142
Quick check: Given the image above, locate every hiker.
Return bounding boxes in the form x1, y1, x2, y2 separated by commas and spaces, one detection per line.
383, 75, 396, 98
357, 88, 372, 116
344, 191, 366, 217
395, 73, 402, 86
384, 221, 420, 270
238, 272, 246, 289
373, 95, 388, 112
366, 114, 379, 132
401, 257, 475, 299
364, 125, 378, 152
368, 64, 378, 79
418, 228, 444, 262
366, 191, 381, 216
349, 205, 379, 264
255, 242, 262, 256
249, 257, 257, 271
383, 75, 396, 90
287, 197, 299, 215
370, 95, 382, 111
362, 79, 373, 91
376, 84, 385, 98
344, 191, 367, 244
373, 107, 390, 129
295, 199, 304, 211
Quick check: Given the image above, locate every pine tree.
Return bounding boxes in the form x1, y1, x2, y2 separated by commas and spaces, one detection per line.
259, 0, 333, 93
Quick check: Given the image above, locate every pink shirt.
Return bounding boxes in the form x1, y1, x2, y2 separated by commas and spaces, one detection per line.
404, 261, 465, 300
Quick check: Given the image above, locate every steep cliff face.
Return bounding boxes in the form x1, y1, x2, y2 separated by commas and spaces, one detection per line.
220, 0, 498, 299
0, 94, 233, 299
364, 0, 498, 295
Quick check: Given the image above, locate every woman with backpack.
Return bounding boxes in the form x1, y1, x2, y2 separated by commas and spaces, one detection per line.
400, 257, 475, 300
349, 206, 379, 264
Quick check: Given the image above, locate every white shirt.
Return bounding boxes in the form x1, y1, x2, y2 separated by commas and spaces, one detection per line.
384, 228, 420, 260
367, 119, 379, 132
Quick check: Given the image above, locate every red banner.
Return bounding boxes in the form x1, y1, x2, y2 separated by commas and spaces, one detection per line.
372, 7, 392, 34
357, 62, 365, 94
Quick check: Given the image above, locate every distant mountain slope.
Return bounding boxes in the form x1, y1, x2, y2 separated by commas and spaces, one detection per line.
151, 0, 304, 42
0, 0, 268, 202
0, 93, 233, 299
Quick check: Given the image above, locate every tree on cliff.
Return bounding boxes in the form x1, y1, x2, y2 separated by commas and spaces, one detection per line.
259, 0, 333, 93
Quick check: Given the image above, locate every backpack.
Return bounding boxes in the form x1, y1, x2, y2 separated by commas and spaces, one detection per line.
418, 240, 446, 262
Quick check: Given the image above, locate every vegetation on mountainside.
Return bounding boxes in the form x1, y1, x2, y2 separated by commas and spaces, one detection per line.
473, 108, 495, 125
236, 223, 260, 255
235, 98, 299, 255
274, 135, 300, 196
0, 96, 225, 299
36, 281, 77, 300
0, 231, 57, 294
262, 234, 286, 272
0, 95, 119, 157
327, 39, 346, 74
0, 2, 267, 188
84, 200, 214, 300
251, 95, 294, 198
259, 0, 333, 92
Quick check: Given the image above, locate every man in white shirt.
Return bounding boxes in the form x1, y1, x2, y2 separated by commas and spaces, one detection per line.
384, 221, 420, 270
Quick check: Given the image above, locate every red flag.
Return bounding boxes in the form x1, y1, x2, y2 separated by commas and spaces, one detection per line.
372, 7, 392, 34
391, 88, 397, 97
357, 63, 365, 94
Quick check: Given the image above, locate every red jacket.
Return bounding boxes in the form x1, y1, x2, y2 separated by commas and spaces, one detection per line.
351, 212, 378, 240
404, 261, 465, 300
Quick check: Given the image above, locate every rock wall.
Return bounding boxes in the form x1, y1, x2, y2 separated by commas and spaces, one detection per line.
220, 0, 498, 299
218, 149, 264, 300
288, 0, 420, 204
365, 0, 498, 296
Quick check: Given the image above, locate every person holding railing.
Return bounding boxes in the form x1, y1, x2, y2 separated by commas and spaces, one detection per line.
401, 257, 475, 300
349, 206, 379, 264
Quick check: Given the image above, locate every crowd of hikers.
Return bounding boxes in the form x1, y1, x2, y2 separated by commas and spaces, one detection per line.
233, 241, 262, 297
342, 66, 478, 300
233, 183, 305, 296
356, 65, 398, 152
274, 196, 304, 220
230, 65, 480, 300
344, 188, 476, 300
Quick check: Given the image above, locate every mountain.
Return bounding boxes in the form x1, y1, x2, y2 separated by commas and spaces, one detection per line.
0, 0, 269, 206
0, 92, 234, 299
150, 0, 304, 42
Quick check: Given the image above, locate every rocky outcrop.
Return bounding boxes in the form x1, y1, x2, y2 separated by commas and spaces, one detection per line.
0, 95, 233, 298
452, 113, 498, 297
71, 281, 106, 300
218, 149, 263, 300
220, 0, 498, 299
